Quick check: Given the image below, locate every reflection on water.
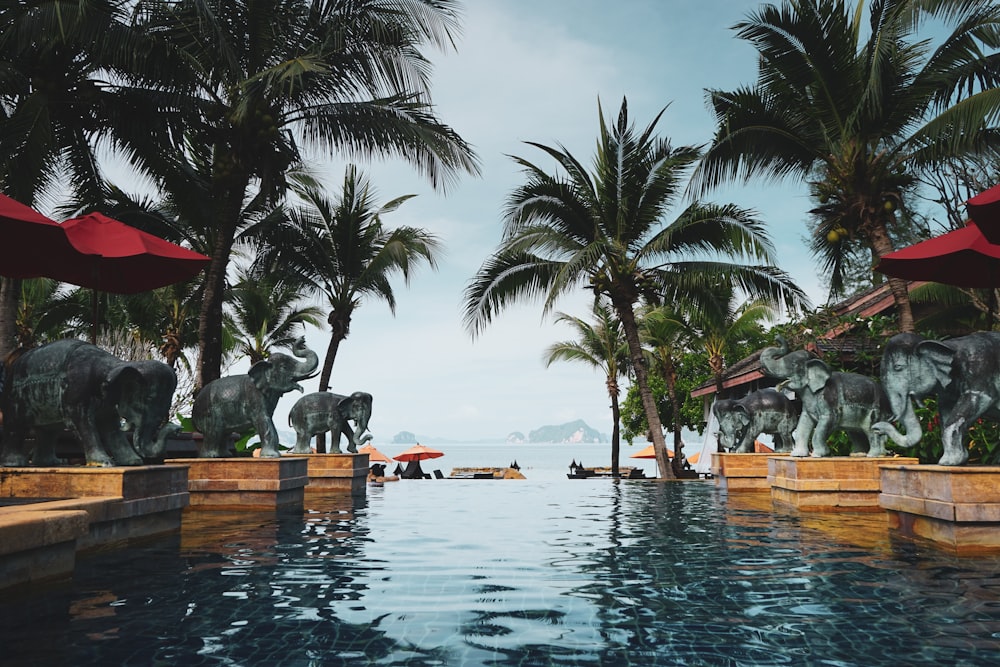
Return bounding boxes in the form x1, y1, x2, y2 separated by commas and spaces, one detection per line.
2, 445, 1000, 665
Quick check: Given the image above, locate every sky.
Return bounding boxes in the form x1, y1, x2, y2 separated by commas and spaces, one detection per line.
279, 0, 829, 444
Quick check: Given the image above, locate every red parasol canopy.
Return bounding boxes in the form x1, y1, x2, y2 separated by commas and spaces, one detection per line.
56, 212, 210, 293
874, 221, 1000, 288
0, 194, 79, 279
358, 443, 393, 464
393, 443, 444, 462
967, 184, 1000, 244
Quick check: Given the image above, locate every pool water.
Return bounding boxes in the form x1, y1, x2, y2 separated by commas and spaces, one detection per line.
2, 443, 1000, 666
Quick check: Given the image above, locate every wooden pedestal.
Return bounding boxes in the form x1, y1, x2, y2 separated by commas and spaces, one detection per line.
169, 457, 309, 511
712, 453, 787, 491
880, 465, 1000, 554
769, 456, 918, 511
0, 465, 190, 550
285, 453, 369, 495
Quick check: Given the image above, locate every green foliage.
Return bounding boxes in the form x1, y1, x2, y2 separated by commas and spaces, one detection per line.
886, 397, 1000, 465
621, 350, 709, 444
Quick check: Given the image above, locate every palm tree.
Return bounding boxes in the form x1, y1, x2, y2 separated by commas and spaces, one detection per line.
0, 0, 148, 355
694, 0, 1000, 331
544, 300, 630, 476
227, 265, 323, 365
690, 285, 776, 394
639, 305, 695, 474
120, 0, 479, 391
257, 167, 441, 450
463, 98, 807, 479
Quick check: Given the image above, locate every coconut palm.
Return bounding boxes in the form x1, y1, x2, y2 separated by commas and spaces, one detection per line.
689, 285, 776, 394
544, 300, 631, 476
122, 0, 478, 390
227, 265, 323, 365
0, 0, 151, 355
463, 98, 808, 479
694, 0, 1000, 331
255, 167, 441, 450
639, 305, 696, 473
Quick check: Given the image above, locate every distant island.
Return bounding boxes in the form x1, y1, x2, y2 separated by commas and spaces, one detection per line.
527, 420, 605, 443
392, 420, 607, 445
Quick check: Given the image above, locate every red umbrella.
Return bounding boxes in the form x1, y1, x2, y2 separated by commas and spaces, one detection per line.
53, 212, 210, 342
874, 221, 1000, 288
393, 443, 444, 462
57, 212, 209, 293
967, 184, 1000, 244
0, 194, 79, 279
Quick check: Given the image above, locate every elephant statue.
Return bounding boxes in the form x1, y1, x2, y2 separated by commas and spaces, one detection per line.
0, 339, 180, 467
760, 336, 890, 457
872, 331, 1000, 466
713, 388, 799, 453
191, 336, 318, 458
288, 390, 373, 454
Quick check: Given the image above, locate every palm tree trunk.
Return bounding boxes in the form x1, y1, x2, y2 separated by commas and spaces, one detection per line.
612, 297, 675, 479
195, 183, 244, 392
314, 331, 345, 453
608, 382, 621, 477
0, 278, 20, 358
665, 366, 685, 477
868, 219, 914, 333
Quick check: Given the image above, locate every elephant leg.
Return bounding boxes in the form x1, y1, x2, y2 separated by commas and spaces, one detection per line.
939, 394, 991, 466
73, 416, 116, 467
791, 415, 814, 457
199, 427, 228, 458
810, 417, 834, 458
867, 428, 888, 458
327, 420, 344, 454
256, 417, 281, 458
29, 427, 65, 466
0, 422, 30, 466
291, 428, 314, 454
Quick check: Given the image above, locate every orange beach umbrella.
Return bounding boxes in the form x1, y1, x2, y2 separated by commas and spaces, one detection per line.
358, 443, 393, 464
393, 443, 444, 462
629, 443, 699, 464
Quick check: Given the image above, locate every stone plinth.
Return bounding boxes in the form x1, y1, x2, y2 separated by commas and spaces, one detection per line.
769, 456, 918, 512
169, 457, 309, 511
285, 453, 369, 495
880, 465, 1000, 554
712, 453, 787, 490
0, 509, 89, 590
0, 465, 190, 549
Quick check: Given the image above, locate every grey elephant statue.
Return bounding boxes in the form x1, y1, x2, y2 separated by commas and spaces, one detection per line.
288, 390, 373, 454
191, 336, 318, 458
872, 331, 1000, 466
713, 388, 799, 453
760, 336, 890, 457
0, 339, 180, 467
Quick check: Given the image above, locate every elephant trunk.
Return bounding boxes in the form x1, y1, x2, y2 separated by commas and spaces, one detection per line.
139, 422, 182, 461
871, 397, 922, 449
291, 336, 319, 381
760, 335, 792, 379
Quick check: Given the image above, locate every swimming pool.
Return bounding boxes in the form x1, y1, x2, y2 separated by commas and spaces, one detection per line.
2, 443, 999, 665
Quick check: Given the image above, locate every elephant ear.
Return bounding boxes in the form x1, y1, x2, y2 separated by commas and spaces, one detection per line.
248, 360, 273, 391
733, 403, 751, 427
104, 365, 143, 403
916, 340, 956, 389
805, 359, 832, 393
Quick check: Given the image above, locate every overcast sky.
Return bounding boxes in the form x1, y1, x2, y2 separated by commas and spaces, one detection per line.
275, 0, 828, 444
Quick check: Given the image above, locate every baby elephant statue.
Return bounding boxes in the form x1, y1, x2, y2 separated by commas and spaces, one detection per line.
191, 337, 318, 457
760, 335, 891, 457
0, 339, 180, 467
713, 388, 799, 453
288, 391, 373, 454
873, 331, 1000, 466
